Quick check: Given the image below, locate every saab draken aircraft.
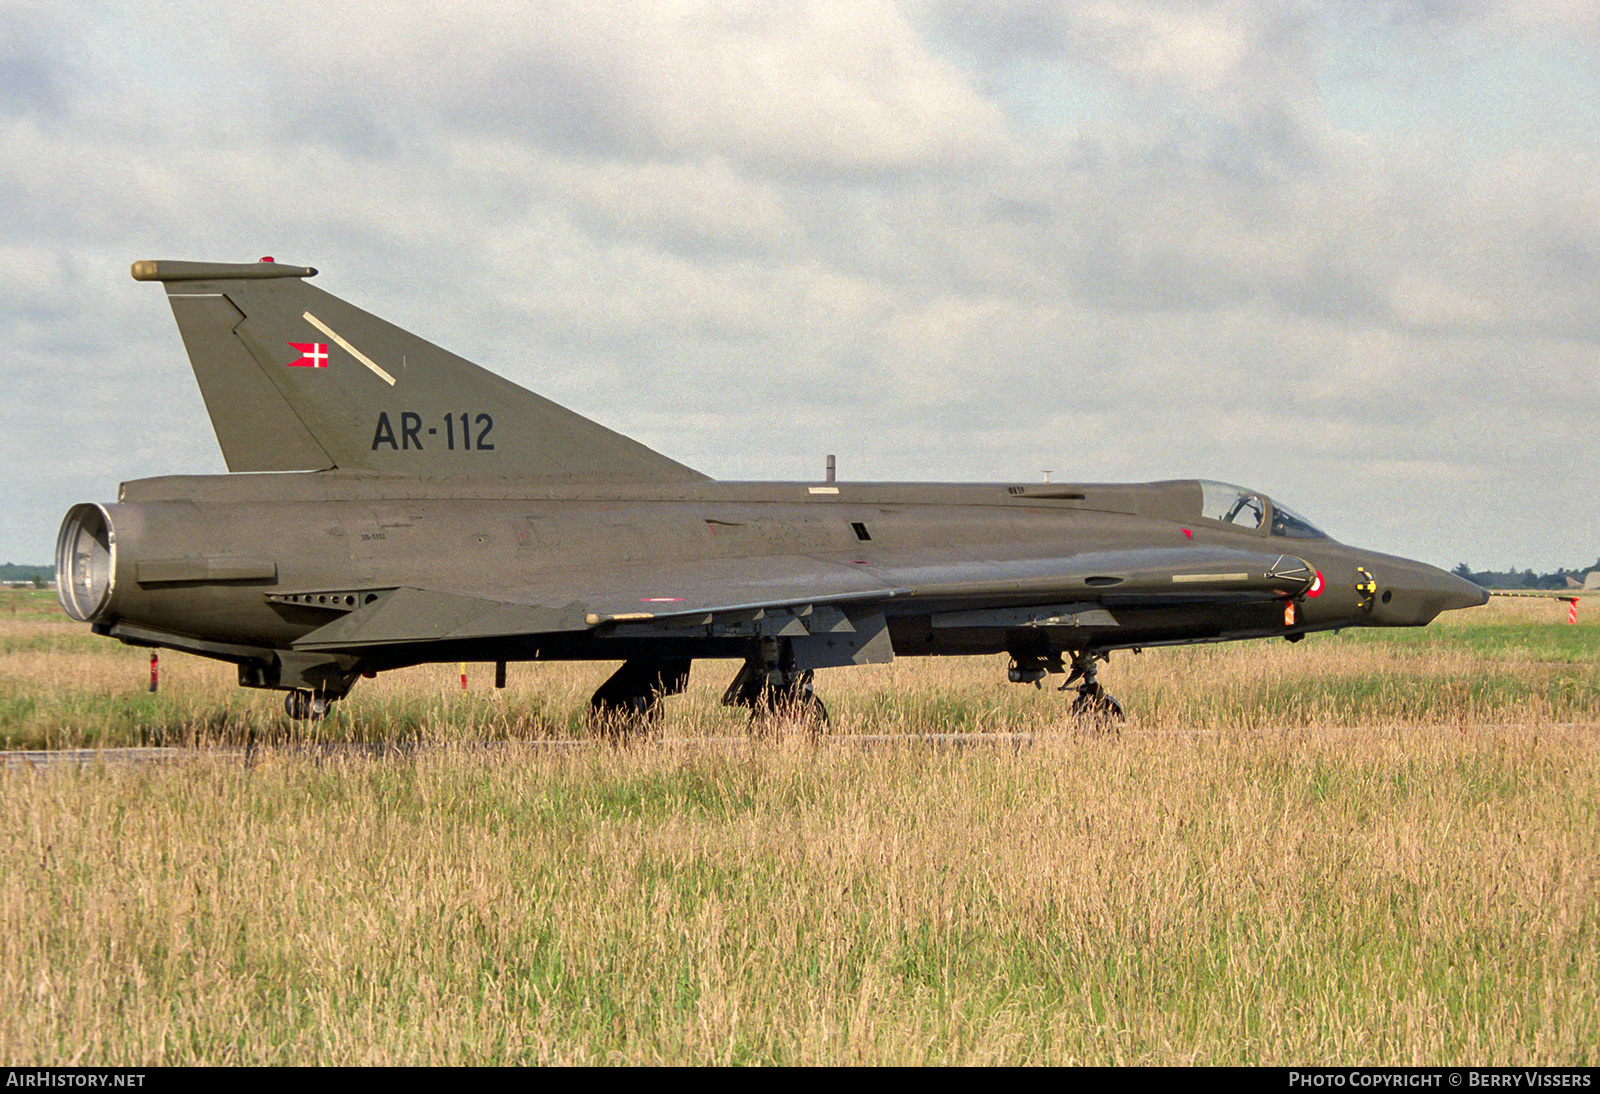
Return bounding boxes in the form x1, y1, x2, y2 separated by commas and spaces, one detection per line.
55, 259, 1488, 729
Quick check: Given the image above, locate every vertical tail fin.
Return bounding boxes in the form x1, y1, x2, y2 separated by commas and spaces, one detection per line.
132, 259, 707, 483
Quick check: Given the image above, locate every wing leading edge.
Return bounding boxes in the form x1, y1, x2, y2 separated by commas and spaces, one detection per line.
287, 543, 1316, 665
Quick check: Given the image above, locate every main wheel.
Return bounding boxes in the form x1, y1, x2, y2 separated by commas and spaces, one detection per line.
751, 689, 830, 733
586, 696, 664, 741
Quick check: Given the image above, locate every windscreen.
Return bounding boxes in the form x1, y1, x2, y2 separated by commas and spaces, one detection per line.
1269, 500, 1326, 539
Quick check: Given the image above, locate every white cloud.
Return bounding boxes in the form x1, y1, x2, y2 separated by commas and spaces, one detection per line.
111, 0, 1006, 174
0, 0, 1596, 572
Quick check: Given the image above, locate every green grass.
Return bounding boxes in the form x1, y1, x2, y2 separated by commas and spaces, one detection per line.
0, 589, 66, 622
1341, 619, 1598, 662
3, 734, 1592, 1064
0, 594, 1595, 1062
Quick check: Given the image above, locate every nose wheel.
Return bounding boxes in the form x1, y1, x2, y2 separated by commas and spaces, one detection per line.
1060, 651, 1124, 724
1067, 682, 1123, 721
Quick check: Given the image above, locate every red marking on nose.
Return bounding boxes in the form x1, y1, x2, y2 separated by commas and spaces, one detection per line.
1181, 528, 1193, 539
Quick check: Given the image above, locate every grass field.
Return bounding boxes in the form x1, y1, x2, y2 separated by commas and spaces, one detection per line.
1, 591, 1595, 1064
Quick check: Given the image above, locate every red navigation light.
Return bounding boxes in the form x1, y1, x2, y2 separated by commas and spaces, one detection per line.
259, 256, 275, 263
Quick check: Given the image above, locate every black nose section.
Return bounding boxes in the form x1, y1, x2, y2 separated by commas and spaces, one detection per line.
1369, 559, 1489, 626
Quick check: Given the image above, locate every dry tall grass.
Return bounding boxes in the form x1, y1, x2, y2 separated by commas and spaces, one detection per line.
1, 597, 1595, 1063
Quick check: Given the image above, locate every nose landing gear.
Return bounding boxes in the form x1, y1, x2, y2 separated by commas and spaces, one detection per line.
1060, 650, 1124, 723
1007, 649, 1124, 724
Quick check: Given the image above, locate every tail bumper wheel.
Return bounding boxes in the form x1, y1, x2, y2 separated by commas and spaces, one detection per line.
284, 689, 335, 721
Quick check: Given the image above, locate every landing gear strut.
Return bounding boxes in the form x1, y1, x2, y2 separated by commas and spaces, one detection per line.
722, 639, 829, 731
1060, 650, 1123, 723
587, 658, 692, 738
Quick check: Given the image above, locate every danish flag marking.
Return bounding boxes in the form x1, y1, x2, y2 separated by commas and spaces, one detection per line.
288, 342, 329, 368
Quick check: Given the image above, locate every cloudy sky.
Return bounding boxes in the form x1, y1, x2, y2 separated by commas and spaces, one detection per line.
5, 0, 1597, 572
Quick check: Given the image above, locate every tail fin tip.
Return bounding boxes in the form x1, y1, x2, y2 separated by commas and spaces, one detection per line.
132, 259, 317, 283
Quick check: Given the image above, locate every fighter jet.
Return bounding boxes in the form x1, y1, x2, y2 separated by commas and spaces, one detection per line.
55, 259, 1488, 729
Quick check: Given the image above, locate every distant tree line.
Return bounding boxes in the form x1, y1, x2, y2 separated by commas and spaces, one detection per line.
0, 564, 53, 588
1452, 559, 1600, 590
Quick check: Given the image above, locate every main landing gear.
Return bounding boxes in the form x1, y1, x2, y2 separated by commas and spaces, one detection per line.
722, 639, 830, 732
1007, 649, 1124, 725
587, 657, 692, 738
585, 646, 830, 739
724, 666, 829, 730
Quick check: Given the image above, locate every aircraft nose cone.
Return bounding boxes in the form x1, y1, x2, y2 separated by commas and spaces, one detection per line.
1441, 571, 1492, 612
1371, 560, 1489, 625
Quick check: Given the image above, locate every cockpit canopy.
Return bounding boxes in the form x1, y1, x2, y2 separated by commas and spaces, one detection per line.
1198, 481, 1326, 539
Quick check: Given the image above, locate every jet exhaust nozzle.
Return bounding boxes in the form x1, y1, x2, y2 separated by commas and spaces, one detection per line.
56, 503, 117, 623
